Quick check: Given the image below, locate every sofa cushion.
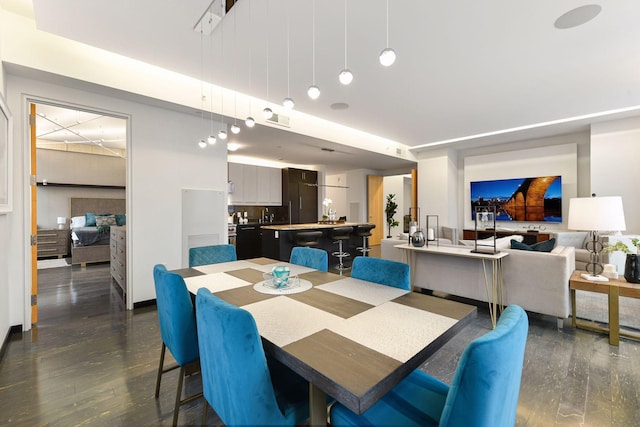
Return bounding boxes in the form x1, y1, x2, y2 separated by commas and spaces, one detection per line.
460, 235, 523, 249
511, 238, 556, 252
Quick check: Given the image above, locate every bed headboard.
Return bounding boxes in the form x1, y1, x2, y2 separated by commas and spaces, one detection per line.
70, 197, 126, 218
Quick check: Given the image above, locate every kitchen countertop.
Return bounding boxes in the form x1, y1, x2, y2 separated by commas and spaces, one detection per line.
261, 222, 371, 231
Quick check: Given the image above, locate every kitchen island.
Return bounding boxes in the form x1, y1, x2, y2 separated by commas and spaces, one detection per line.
261, 222, 374, 266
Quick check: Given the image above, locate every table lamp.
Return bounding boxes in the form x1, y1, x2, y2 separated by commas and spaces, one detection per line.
57, 216, 67, 230
568, 195, 626, 282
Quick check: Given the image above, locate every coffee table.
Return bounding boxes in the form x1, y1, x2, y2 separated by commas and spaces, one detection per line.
570, 270, 640, 345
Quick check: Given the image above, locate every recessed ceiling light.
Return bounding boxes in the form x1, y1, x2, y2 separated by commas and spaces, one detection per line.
330, 102, 349, 110
554, 4, 602, 29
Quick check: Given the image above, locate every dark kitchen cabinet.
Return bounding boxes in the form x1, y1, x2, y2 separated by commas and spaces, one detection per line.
236, 224, 262, 259
282, 168, 318, 224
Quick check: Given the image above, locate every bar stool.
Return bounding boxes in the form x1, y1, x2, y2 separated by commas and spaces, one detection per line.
354, 224, 376, 257
330, 226, 353, 273
294, 231, 322, 248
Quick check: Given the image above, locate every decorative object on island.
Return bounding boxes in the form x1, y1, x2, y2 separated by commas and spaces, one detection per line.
385, 194, 400, 238
57, 216, 67, 229
604, 237, 640, 283
568, 195, 626, 282
425, 214, 439, 247
472, 206, 499, 254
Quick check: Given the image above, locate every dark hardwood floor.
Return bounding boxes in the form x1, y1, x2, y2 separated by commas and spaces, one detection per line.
1, 252, 639, 426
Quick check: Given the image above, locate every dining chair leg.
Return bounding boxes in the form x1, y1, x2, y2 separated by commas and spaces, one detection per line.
155, 342, 167, 398
201, 400, 208, 426
172, 366, 186, 426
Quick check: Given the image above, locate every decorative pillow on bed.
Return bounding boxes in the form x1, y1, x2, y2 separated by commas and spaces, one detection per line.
85, 212, 111, 227
115, 214, 126, 226
70, 216, 86, 228
96, 214, 117, 233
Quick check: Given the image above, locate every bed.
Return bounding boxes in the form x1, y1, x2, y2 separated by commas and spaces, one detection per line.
70, 197, 126, 266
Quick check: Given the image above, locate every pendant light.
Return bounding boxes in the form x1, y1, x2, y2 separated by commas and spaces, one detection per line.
217, 1, 227, 141
339, 0, 353, 85
197, 26, 207, 148
231, 4, 241, 134
263, 0, 274, 119
245, 2, 255, 128
307, 0, 320, 99
207, 15, 216, 146
379, 0, 396, 66
283, 2, 294, 109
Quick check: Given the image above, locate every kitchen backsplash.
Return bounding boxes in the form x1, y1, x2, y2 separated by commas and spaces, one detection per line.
228, 205, 289, 224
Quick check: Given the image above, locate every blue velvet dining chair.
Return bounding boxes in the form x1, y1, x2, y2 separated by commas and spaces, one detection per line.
330, 304, 529, 427
153, 264, 202, 426
350, 256, 411, 290
188, 244, 237, 267
290, 246, 329, 272
195, 288, 311, 426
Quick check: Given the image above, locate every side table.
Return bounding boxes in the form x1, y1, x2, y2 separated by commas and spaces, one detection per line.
570, 270, 640, 345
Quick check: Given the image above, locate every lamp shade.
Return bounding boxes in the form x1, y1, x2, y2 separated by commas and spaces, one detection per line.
57, 216, 67, 225
568, 196, 626, 231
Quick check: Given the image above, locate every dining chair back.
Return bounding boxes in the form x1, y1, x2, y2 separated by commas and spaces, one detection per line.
153, 264, 201, 426
195, 288, 310, 426
290, 246, 329, 272
350, 256, 410, 290
330, 305, 529, 427
189, 244, 237, 267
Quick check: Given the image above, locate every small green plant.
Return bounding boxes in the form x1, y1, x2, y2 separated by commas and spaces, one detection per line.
603, 238, 640, 254
385, 194, 400, 238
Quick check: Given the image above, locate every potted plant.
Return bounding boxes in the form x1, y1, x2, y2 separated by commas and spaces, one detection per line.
385, 194, 400, 238
604, 238, 640, 283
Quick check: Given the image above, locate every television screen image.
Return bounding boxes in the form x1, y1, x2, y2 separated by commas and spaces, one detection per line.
470, 176, 562, 223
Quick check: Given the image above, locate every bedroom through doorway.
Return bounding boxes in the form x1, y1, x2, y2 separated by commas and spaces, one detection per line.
30, 101, 128, 325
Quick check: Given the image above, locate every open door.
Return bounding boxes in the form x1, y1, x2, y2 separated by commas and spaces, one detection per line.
367, 175, 384, 246
29, 103, 38, 325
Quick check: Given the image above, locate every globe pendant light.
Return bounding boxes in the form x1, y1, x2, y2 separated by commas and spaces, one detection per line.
379, 0, 396, 66
263, 107, 273, 119
339, 0, 352, 85
282, 3, 294, 109
245, 116, 255, 127
283, 97, 295, 109
308, 85, 320, 100
307, 0, 320, 99
218, 129, 228, 140
230, 123, 240, 134
207, 135, 216, 145
263, 0, 273, 119
245, 1, 255, 129
198, 139, 207, 149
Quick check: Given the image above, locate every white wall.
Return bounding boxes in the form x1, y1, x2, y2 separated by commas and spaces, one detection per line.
383, 175, 406, 236
462, 144, 578, 231
591, 117, 640, 233
6, 73, 228, 328
416, 148, 458, 229
325, 173, 347, 219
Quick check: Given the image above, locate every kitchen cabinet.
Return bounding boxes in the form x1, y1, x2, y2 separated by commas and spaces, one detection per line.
282, 168, 318, 224
228, 163, 281, 206
236, 224, 262, 259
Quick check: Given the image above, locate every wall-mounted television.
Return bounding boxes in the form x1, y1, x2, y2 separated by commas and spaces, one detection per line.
470, 176, 562, 223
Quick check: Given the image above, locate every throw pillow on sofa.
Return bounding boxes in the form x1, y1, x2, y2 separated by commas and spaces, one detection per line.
511, 238, 556, 252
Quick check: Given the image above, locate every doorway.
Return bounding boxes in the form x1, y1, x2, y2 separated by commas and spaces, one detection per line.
30, 101, 127, 324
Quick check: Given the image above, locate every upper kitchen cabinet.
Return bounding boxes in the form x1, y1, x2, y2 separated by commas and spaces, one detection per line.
282, 168, 318, 224
228, 163, 282, 206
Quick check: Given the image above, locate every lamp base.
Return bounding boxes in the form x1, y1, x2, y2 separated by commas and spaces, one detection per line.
580, 273, 609, 282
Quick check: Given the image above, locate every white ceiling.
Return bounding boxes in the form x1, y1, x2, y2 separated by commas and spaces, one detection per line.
26, 0, 640, 171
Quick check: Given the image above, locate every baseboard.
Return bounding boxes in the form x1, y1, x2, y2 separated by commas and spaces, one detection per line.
133, 299, 156, 310
0, 325, 22, 364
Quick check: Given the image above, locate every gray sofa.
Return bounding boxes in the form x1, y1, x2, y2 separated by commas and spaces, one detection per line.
381, 234, 575, 322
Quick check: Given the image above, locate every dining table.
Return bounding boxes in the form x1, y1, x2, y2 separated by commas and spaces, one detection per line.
175, 257, 477, 426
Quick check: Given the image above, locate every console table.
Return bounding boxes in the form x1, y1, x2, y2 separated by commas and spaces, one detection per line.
395, 244, 508, 328
463, 229, 551, 245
